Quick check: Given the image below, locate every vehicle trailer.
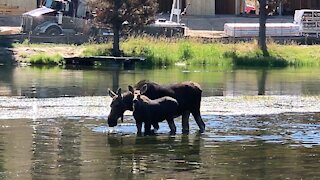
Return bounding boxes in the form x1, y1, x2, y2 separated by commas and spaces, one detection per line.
21, 0, 104, 36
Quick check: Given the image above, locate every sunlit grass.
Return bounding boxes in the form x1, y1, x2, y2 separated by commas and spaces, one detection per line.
29, 53, 64, 65
121, 37, 233, 66
81, 44, 112, 56
268, 43, 320, 67
13, 36, 320, 67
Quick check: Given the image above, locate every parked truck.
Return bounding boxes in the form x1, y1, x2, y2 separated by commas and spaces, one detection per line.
21, 0, 184, 39
21, 0, 109, 37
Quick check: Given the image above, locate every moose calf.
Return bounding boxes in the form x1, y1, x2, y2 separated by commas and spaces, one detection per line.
133, 94, 178, 136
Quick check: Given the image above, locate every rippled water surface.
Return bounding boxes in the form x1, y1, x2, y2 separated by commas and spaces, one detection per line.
0, 66, 320, 179
0, 112, 320, 179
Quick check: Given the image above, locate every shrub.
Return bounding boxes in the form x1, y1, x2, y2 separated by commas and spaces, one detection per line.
29, 53, 64, 65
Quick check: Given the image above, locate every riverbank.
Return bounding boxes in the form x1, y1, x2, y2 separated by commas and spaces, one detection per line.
3, 37, 320, 67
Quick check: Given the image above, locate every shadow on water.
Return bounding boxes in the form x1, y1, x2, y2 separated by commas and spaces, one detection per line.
0, 66, 16, 96
0, 34, 15, 66
0, 134, 6, 179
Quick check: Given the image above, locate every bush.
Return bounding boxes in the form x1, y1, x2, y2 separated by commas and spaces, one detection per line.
29, 53, 64, 65
179, 42, 193, 61
82, 45, 112, 56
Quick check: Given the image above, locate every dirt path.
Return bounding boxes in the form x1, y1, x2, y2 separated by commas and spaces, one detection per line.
13, 46, 84, 60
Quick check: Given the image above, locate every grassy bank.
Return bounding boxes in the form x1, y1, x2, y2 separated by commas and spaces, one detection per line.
13, 37, 320, 67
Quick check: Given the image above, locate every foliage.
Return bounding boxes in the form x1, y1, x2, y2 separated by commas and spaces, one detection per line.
179, 41, 193, 61
121, 37, 232, 66
225, 51, 288, 67
266, 0, 287, 11
81, 44, 112, 56
88, 0, 158, 56
16, 38, 320, 68
29, 53, 64, 65
89, 0, 158, 28
22, 39, 31, 46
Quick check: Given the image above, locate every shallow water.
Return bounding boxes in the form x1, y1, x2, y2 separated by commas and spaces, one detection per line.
1, 66, 320, 179
1, 66, 320, 97
0, 111, 320, 179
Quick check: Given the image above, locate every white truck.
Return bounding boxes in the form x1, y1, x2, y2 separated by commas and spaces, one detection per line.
21, 0, 110, 36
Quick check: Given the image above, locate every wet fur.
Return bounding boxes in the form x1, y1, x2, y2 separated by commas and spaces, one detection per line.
133, 95, 178, 135
108, 80, 206, 134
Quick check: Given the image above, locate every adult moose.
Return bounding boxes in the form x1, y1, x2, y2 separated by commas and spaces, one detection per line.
108, 80, 206, 134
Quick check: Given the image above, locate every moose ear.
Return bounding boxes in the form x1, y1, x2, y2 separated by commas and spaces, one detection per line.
128, 85, 134, 93
140, 84, 148, 94
108, 88, 117, 98
116, 88, 122, 96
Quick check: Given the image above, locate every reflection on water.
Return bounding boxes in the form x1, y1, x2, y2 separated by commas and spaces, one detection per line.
1, 66, 320, 97
0, 113, 319, 179
1, 65, 320, 178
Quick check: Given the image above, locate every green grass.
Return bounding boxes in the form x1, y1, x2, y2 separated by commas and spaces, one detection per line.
268, 44, 320, 67
81, 44, 112, 56
121, 37, 233, 66
29, 53, 64, 65
13, 36, 320, 67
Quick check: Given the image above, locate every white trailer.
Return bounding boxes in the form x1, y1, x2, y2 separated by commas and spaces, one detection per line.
294, 9, 320, 38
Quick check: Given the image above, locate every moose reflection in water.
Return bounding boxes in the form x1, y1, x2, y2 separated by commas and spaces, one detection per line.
108, 80, 206, 134
106, 134, 202, 178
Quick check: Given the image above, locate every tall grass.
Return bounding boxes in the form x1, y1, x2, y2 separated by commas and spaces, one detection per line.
121, 37, 320, 67
81, 44, 112, 56
268, 43, 320, 67
121, 37, 233, 66
15, 36, 320, 68
29, 53, 64, 65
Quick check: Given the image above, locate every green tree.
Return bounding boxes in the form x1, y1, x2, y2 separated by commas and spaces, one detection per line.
89, 0, 158, 57
258, 0, 287, 57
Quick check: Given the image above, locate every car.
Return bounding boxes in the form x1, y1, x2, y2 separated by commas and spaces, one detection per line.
246, 5, 256, 14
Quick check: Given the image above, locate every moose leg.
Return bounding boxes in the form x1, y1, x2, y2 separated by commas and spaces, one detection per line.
182, 111, 190, 134
192, 110, 205, 133
167, 119, 176, 135
144, 122, 152, 136
152, 122, 160, 134
121, 114, 124, 123
136, 121, 143, 136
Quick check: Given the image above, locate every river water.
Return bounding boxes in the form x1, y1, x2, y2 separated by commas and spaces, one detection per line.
0, 65, 320, 179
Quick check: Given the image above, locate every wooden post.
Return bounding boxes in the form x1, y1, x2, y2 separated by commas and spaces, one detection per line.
255, 0, 258, 15
235, 0, 240, 15
279, 1, 282, 16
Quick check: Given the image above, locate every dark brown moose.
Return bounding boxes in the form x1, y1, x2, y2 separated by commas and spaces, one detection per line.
133, 91, 178, 135
108, 80, 205, 134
